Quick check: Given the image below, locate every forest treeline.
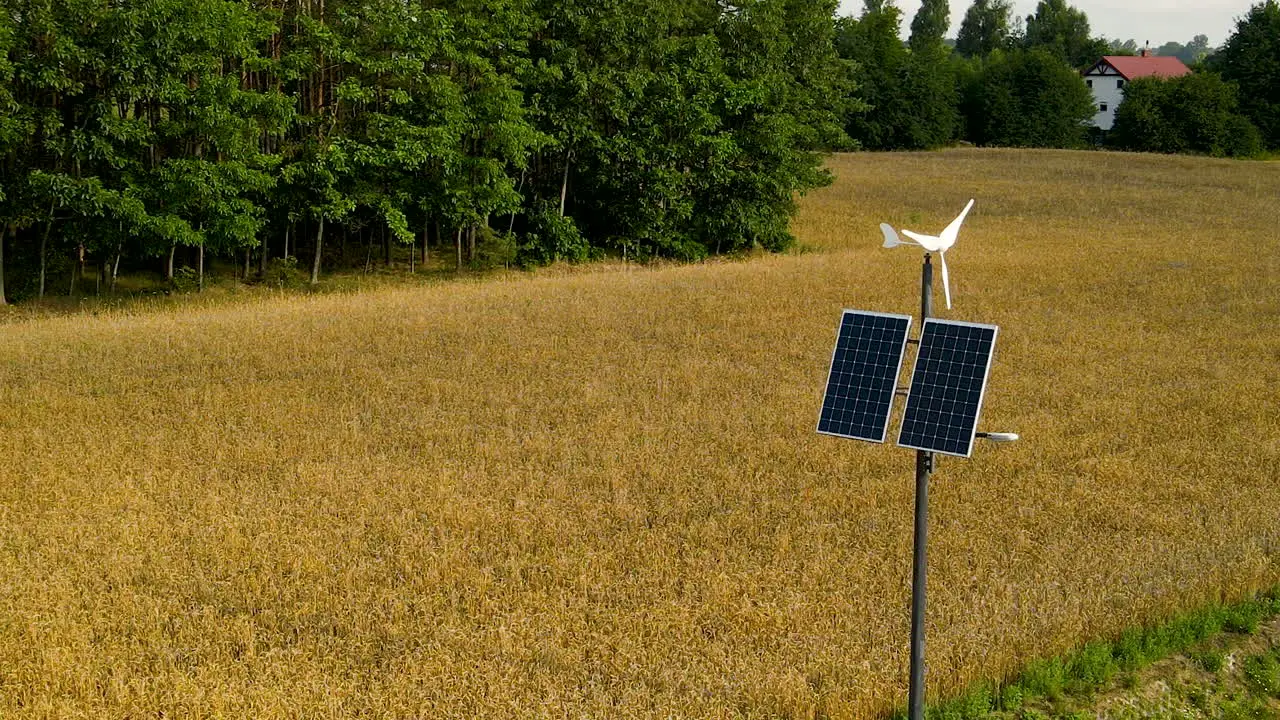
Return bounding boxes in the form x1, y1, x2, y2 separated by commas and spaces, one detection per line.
0, 0, 852, 302
1, 0, 1278, 303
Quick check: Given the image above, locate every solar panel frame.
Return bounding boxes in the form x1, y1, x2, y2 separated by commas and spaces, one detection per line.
897, 318, 998, 458
816, 310, 913, 443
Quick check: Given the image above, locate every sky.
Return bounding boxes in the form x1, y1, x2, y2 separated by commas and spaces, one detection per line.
835, 0, 1259, 48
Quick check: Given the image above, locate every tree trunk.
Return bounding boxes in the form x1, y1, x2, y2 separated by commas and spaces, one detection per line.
382, 223, 390, 266
198, 243, 205, 292
310, 216, 324, 284
467, 225, 476, 262
559, 157, 571, 217
283, 223, 291, 259
243, 248, 250, 279
455, 227, 462, 270
111, 246, 122, 293
0, 225, 7, 306
39, 208, 54, 298
69, 245, 82, 296
425, 220, 433, 265
167, 243, 176, 283
259, 233, 268, 275
509, 168, 525, 234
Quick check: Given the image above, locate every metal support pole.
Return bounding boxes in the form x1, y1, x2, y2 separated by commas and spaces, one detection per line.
908, 254, 934, 720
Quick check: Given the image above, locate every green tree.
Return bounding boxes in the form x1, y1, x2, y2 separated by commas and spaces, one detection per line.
837, 2, 957, 150
699, 0, 854, 253
1108, 73, 1263, 157
437, 0, 542, 267
0, 11, 20, 304
0, 0, 859, 300
837, 2, 910, 149
909, 0, 949, 51
1154, 36, 1211, 65
1183, 34, 1212, 64
908, 0, 961, 148
962, 46, 1094, 147
955, 0, 1011, 58
1211, 0, 1280, 147
326, 0, 463, 274
1155, 40, 1186, 59
1022, 0, 1108, 68
527, 0, 851, 261
1106, 37, 1139, 55
126, 0, 285, 289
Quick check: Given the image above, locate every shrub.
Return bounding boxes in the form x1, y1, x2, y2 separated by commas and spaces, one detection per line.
1109, 73, 1263, 157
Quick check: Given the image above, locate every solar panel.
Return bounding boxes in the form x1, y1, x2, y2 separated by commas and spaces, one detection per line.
817, 310, 912, 443
897, 318, 998, 458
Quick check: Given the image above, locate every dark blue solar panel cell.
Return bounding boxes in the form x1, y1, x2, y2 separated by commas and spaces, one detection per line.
817, 310, 912, 443
897, 319, 998, 458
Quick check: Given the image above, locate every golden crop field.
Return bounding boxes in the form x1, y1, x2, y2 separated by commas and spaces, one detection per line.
2, 148, 1278, 718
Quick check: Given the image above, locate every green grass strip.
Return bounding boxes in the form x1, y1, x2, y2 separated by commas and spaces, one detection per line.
888, 585, 1280, 720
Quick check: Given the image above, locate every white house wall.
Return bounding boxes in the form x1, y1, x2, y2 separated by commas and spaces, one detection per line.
1086, 73, 1127, 130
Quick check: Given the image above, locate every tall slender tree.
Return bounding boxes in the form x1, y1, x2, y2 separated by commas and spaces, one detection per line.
909, 0, 949, 51
955, 0, 1011, 57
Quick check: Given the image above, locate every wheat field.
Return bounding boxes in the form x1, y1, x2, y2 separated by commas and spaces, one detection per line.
1, 148, 1278, 718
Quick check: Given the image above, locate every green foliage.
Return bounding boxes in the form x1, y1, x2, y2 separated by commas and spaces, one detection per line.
1224, 596, 1268, 632
1107, 38, 1139, 55
1192, 648, 1227, 672
922, 682, 993, 719
955, 0, 1012, 58
0, 0, 855, 298
1109, 73, 1264, 158
837, 6, 958, 150
263, 256, 307, 289
909, 0, 950, 51
1020, 656, 1068, 700
519, 201, 589, 264
1156, 35, 1213, 65
526, 0, 851, 262
1067, 641, 1116, 686
1243, 652, 1280, 697
962, 47, 1094, 148
1211, 0, 1280, 148
911, 587, 1280, 720
1021, 0, 1108, 68
998, 682, 1024, 711
472, 227, 518, 269
171, 266, 199, 293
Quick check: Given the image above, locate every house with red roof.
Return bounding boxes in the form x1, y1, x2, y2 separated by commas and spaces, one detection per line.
1083, 51, 1192, 130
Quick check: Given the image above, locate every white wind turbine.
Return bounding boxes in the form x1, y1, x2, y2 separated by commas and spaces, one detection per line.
879, 198, 974, 310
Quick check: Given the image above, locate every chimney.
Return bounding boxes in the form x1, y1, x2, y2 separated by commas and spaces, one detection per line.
1140, 41, 1151, 58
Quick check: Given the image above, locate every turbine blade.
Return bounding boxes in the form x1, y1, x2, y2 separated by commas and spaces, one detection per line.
938, 198, 975, 249
940, 251, 952, 310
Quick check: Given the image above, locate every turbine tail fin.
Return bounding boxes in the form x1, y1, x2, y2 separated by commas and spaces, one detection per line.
880, 223, 902, 248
